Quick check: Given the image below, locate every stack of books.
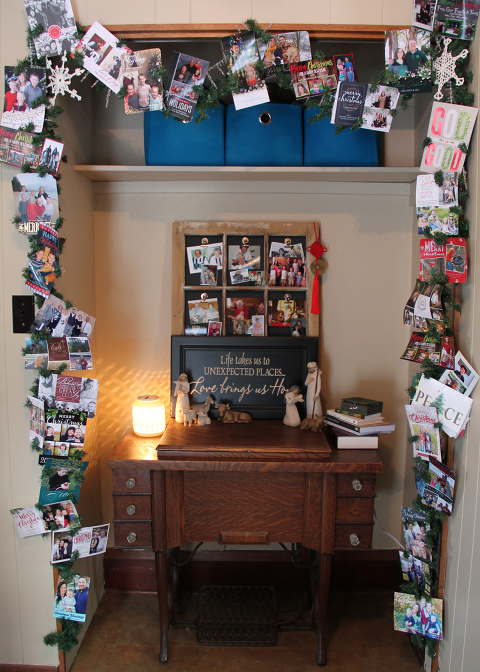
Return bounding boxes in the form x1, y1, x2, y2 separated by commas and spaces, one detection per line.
325, 397, 395, 449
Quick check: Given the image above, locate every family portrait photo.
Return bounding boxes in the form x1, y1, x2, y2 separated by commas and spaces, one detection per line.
394, 593, 443, 640
53, 574, 90, 622
38, 458, 88, 505
39, 138, 64, 176
416, 206, 459, 235
385, 30, 432, 93
122, 49, 164, 114
399, 551, 431, 594
30, 295, 96, 340
333, 53, 357, 82
2, 66, 46, 132
402, 506, 432, 562
290, 58, 336, 100
12, 172, 59, 223
24, 0, 76, 57
268, 256, 306, 287
440, 350, 479, 396
412, 0, 436, 31
257, 31, 311, 73
166, 51, 210, 121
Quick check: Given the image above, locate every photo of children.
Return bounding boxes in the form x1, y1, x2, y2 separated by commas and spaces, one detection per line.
24, 222, 59, 299
121, 49, 164, 114
200, 265, 218, 286
12, 172, 59, 224
361, 85, 400, 133
394, 593, 442, 639
38, 458, 88, 505
2, 66, 46, 132
333, 54, 357, 82
188, 298, 220, 325
399, 551, 431, 594
416, 206, 459, 235
268, 257, 306, 287
385, 30, 432, 93
53, 574, 90, 622
11, 499, 78, 538
73, 21, 129, 93
221, 32, 269, 110
440, 350, 479, 396
207, 321, 222, 336
24, 0, 77, 58
187, 243, 223, 274
30, 296, 96, 340
251, 315, 264, 336
402, 507, 432, 562
290, 58, 337, 99
248, 270, 264, 286
39, 138, 64, 176
416, 458, 455, 516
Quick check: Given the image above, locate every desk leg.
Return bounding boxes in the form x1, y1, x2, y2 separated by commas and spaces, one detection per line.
316, 552, 332, 666
155, 550, 169, 663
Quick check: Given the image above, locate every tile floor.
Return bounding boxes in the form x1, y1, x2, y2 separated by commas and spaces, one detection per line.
70, 591, 422, 672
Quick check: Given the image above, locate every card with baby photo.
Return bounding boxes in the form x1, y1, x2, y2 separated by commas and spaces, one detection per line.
12, 172, 59, 225
402, 507, 432, 562
67, 337, 93, 371
200, 265, 218, 286
38, 138, 64, 177
207, 321, 222, 336
228, 243, 261, 270
79, 378, 99, 417
73, 22, 130, 93
38, 458, 88, 505
53, 574, 90, 623
24, 0, 77, 58
440, 350, 479, 396
121, 48, 164, 114
28, 395, 45, 447
230, 268, 250, 285
24, 337, 48, 369
2, 66, 46, 133
188, 298, 220, 325
399, 551, 431, 595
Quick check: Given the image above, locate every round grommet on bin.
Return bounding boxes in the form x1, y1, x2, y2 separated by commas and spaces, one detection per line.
259, 112, 272, 125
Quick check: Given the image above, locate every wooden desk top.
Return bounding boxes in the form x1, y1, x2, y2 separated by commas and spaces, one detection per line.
109, 423, 383, 474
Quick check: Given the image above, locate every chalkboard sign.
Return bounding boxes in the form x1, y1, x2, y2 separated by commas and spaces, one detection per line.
171, 336, 318, 419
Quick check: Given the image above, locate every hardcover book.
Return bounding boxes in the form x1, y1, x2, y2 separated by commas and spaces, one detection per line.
165, 52, 210, 122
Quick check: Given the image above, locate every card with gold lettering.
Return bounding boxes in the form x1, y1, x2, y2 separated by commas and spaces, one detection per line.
48, 337, 70, 371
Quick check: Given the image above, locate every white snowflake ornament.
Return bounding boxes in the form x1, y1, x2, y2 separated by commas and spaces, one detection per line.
46, 51, 84, 105
433, 38, 468, 101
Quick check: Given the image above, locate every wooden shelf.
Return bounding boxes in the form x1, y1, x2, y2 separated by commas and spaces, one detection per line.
74, 165, 420, 184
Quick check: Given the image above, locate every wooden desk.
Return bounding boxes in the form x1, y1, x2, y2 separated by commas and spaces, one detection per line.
109, 422, 382, 665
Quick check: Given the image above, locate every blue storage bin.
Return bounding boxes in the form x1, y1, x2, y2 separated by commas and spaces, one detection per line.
303, 108, 379, 167
144, 104, 225, 166
226, 103, 303, 166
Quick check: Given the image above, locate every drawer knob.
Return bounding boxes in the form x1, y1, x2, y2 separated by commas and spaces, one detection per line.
126, 505, 136, 516
350, 533, 360, 547
127, 532, 137, 544
352, 479, 362, 491
126, 478, 136, 489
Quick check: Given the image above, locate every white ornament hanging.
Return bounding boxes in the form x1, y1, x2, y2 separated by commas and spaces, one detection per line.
46, 51, 84, 106
433, 37, 469, 101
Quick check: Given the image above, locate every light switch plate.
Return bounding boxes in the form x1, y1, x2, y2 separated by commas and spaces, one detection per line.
12, 295, 35, 333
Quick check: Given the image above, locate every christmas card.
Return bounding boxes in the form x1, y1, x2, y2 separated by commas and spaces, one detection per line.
25, 223, 59, 299
28, 395, 45, 448
394, 593, 443, 639
38, 138, 64, 176
333, 54, 357, 83
54, 375, 82, 409
24, 337, 48, 369
440, 350, 479, 396
416, 172, 458, 208
331, 81, 368, 126
66, 337, 93, 371
30, 296, 96, 341
385, 30, 432, 94
290, 58, 337, 100
10, 506, 50, 538
2, 66, 46, 133
0, 126, 41, 171
399, 551, 432, 595
12, 172, 59, 227
38, 458, 88, 505
416, 205, 459, 236
51, 524, 109, 564
420, 238, 467, 283
122, 48, 164, 114
413, 0, 438, 31
10, 501, 78, 538
401, 507, 432, 561
401, 331, 442, 366
40, 408, 87, 465
48, 337, 70, 370
415, 457, 455, 516
54, 573, 90, 622
258, 31, 312, 78
73, 21, 130, 93
405, 404, 441, 460
434, 0, 480, 40
165, 51, 210, 122
360, 85, 400, 133
412, 374, 472, 438
420, 102, 478, 173
24, 0, 77, 58
221, 32, 269, 110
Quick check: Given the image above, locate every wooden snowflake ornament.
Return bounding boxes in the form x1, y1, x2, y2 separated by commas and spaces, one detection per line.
433, 38, 469, 101
46, 51, 84, 105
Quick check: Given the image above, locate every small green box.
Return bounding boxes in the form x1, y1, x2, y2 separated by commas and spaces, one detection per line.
340, 397, 383, 416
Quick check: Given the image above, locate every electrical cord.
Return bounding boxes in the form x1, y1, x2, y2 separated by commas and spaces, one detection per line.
279, 543, 317, 569
171, 542, 204, 567
374, 508, 406, 550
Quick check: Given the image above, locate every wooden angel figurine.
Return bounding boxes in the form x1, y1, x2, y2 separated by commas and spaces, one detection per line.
305, 362, 322, 419
173, 373, 190, 424
283, 385, 304, 427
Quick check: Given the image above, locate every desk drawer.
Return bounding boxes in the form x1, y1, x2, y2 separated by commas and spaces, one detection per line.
336, 498, 374, 524
113, 495, 151, 521
337, 474, 376, 498
112, 469, 151, 494
335, 524, 373, 549
114, 522, 152, 549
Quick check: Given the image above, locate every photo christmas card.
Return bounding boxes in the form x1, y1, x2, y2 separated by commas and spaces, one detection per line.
12, 172, 59, 226
290, 57, 337, 100
394, 593, 443, 639
38, 458, 88, 505
28, 394, 45, 447
25, 223, 59, 299
420, 102, 478, 173
165, 51, 210, 122
30, 296, 96, 340
440, 350, 479, 396
11, 499, 78, 538
420, 238, 467, 283
412, 374, 472, 438
53, 573, 90, 622
385, 30, 432, 94
24, 0, 77, 58
122, 48, 164, 114
333, 53, 357, 82
416, 205, 459, 236
2, 66, 46, 132
413, 0, 438, 31
38, 138, 64, 177
51, 524, 109, 564
434, 0, 480, 40
402, 507, 432, 561
0, 126, 42, 171
415, 457, 455, 516
73, 21, 129, 93
405, 404, 441, 460
399, 551, 432, 595
416, 172, 458, 208
360, 85, 400, 133
221, 32, 269, 110
258, 31, 312, 78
